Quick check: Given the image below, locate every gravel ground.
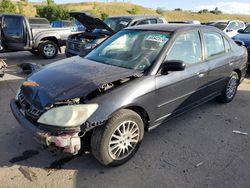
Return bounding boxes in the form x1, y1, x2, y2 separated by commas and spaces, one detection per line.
0, 51, 249, 188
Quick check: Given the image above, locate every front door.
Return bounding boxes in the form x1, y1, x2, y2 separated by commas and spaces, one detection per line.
1, 15, 26, 50
155, 31, 208, 125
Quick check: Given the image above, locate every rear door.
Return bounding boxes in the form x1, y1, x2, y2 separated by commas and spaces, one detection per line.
2, 15, 26, 50
155, 31, 208, 125
202, 30, 231, 95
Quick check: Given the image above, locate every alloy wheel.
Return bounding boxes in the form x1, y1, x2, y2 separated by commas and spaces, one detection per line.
108, 121, 140, 160
226, 75, 238, 99
43, 44, 56, 57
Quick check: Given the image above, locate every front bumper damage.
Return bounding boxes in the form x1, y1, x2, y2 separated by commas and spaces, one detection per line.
10, 99, 81, 155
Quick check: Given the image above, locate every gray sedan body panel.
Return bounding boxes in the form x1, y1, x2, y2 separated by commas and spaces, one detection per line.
87, 76, 157, 127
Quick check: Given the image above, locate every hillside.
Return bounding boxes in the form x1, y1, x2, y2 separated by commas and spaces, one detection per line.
21, 2, 250, 22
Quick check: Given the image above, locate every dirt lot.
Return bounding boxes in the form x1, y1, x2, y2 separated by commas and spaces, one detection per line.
0, 51, 250, 188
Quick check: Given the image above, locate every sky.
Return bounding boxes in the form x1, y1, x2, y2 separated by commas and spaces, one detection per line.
32, 0, 250, 15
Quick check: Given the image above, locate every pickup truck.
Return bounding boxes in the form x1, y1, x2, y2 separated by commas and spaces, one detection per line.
0, 14, 72, 59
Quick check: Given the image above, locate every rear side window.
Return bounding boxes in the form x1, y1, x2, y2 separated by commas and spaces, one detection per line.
238, 22, 245, 29
148, 19, 157, 24
138, 20, 150, 25
138, 19, 157, 25
158, 19, 164, 23
203, 31, 225, 58
166, 31, 202, 65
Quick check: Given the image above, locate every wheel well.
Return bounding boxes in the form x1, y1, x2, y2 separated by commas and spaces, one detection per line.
234, 69, 241, 84
125, 106, 150, 131
40, 37, 61, 52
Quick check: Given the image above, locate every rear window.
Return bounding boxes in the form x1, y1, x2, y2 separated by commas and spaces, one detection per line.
28, 18, 50, 25
210, 22, 228, 30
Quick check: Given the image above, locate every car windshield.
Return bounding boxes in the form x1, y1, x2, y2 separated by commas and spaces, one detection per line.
104, 18, 130, 32
209, 22, 228, 30
243, 25, 250, 33
86, 30, 170, 71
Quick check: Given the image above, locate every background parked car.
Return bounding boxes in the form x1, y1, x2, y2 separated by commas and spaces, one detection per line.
206, 20, 246, 37
0, 14, 73, 59
169, 20, 201, 24
232, 24, 250, 68
65, 12, 168, 57
51, 20, 85, 32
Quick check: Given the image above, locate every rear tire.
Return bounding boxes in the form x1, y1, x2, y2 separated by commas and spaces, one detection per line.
215, 71, 239, 103
39, 40, 58, 59
91, 109, 144, 166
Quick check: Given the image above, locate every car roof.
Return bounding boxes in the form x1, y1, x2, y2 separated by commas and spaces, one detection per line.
209, 20, 244, 23
125, 24, 219, 32
107, 14, 163, 20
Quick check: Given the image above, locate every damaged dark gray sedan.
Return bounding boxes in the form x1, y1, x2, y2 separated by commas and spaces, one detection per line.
10, 24, 248, 166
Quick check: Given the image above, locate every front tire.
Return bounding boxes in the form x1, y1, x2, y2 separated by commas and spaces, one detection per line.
39, 40, 58, 59
91, 109, 144, 166
216, 71, 239, 103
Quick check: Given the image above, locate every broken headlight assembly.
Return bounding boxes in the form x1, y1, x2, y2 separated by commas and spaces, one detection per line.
37, 104, 98, 127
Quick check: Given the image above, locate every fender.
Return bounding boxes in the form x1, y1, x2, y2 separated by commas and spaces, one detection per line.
33, 32, 62, 49
84, 76, 157, 131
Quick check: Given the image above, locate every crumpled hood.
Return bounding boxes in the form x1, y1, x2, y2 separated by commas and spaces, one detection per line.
21, 56, 138, 108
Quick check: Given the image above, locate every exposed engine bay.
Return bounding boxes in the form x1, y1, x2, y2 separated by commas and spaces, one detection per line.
70, 32, 108, 42
68, 32, 109, 53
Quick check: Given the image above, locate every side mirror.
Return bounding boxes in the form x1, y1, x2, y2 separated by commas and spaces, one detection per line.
161, 60, 186, 75
238, 29, 244, 33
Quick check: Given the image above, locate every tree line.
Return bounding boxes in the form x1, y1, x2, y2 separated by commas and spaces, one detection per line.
0, 0, 223, 22
0, 0, 73, 21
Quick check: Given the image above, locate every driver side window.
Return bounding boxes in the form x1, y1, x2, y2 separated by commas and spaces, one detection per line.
227, 22, 236, 30
4, 16, 22, 29
165, 31, 202, 65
